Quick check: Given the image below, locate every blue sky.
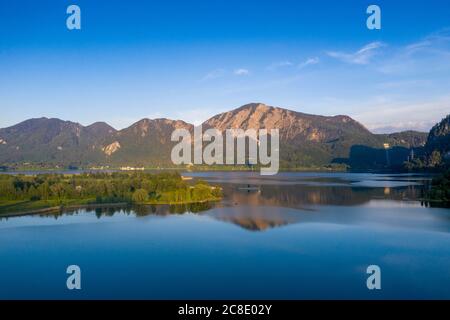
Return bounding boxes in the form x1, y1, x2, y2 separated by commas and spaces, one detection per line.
1, 0, 450, 132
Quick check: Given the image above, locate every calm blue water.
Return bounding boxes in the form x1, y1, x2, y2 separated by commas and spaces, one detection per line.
0, 172, 449, 299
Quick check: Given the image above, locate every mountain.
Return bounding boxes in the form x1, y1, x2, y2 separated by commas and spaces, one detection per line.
0, 118, 107, 165
426, 115, 450, 156
0, 103, 429, 169
0, 117, 192, 167
381, 131, 429, 149
423, 114, 450, 167
401, 114, 450, 170
204, 103, 427, 168
105, 118, 193, 166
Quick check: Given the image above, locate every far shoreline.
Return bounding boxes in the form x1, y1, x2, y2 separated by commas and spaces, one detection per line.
0, 166, 440, 175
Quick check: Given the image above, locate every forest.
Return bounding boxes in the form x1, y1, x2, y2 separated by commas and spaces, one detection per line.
0, 172, 222, 214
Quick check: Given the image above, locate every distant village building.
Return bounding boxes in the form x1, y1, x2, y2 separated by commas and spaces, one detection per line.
120, 166, 145, 171
383, 143, 390, 166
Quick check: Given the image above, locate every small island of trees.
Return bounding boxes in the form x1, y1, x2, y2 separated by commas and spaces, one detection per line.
0, 172, 222, 215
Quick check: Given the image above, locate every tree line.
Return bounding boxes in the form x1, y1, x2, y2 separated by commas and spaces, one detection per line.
0, 172, 222, 204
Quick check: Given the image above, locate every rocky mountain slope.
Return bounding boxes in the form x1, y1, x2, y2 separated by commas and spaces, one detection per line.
426, 114, 450, 156
204, 103, 427, 167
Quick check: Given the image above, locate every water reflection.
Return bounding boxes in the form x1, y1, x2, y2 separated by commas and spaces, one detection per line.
221, 184, 424, 208
207, 206, 306, 231
1, 202, 214, 220
0, 173, 447, 232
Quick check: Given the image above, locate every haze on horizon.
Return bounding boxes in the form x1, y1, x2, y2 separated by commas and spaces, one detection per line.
1, 0, 449, 133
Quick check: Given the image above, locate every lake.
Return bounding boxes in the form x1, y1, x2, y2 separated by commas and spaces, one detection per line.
0, 172, 449, 299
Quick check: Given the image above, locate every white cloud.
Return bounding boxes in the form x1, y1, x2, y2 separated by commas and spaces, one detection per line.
377, 29, 450, 75
369, 121, 436, 134
201, 68, 250, 80
202, 69, 226, 81
234, 68, 250, 76
327, 42, 385, 65
266, 61, 293, 71
405, 28, 450, 55
353, 95, 450, 133
298, 57, 320, 69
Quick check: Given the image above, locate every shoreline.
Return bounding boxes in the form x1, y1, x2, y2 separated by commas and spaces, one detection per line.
0, 168, 440, 176
0, 167, 343, 173
0, 202, 129, 218
0, 198, 221, 218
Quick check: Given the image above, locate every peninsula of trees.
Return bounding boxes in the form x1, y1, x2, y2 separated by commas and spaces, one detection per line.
0, 172, 222, 215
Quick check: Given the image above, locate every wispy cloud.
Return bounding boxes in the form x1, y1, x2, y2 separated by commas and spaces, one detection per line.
369, 121, 437, 134
298, 57, 320, 69
353, 95, 450, 133
405, 28, 450, 55
202, 68, 251, 80
266, 61, 293, 71
377, 29, 450, 75
201, 68, 226, 81
234, 68, 250, 76
327, 42, 385, 65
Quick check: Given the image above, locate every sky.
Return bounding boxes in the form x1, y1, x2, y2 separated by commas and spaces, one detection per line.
0, 0, 449, 133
